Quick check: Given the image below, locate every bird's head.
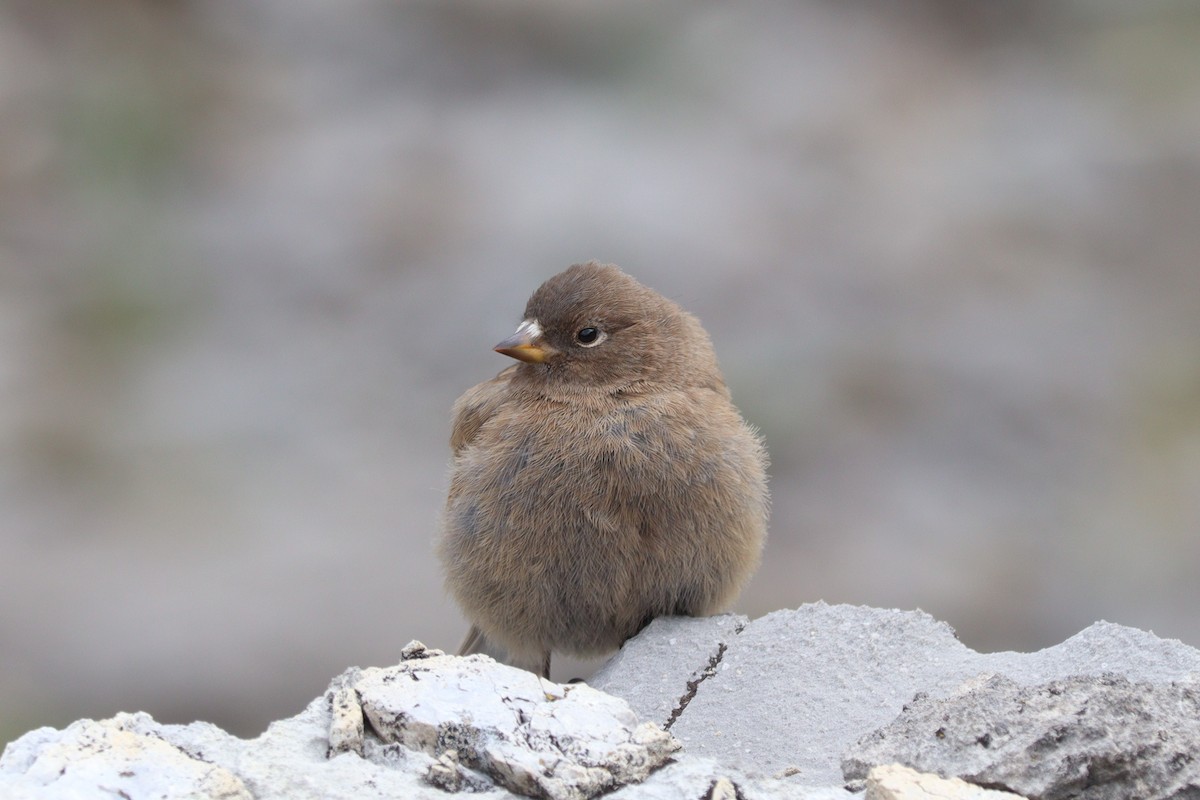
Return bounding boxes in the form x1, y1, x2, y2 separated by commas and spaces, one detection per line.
494, 262, 723, 395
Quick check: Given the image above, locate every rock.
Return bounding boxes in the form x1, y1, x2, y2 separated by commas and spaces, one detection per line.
0, 646, 686, 800
4, 606, 1200, 800
424, 748, 465, 792
844, 674, 1200, 800
658, 604, 968, 782
590, 613, 748, 729
0, 712, 251, 800
865, 763, 1028, 799
327, 683, 364, 757
345, 643, 682, 800
595, 604, 1200, 786
705, 776, 738, 800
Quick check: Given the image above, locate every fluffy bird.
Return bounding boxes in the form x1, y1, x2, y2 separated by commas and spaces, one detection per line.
438, 262, 769, 677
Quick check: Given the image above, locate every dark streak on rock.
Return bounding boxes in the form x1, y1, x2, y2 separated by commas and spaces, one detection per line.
664, 642, 727, 731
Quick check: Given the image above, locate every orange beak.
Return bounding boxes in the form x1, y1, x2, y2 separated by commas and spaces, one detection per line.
494, 320, 555, 364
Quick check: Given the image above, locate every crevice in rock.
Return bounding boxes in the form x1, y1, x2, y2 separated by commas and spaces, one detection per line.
663, 642, 728, 731
661, 621, 746, 731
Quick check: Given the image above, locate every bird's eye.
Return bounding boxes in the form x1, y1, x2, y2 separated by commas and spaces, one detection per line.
575, 327, 602, 346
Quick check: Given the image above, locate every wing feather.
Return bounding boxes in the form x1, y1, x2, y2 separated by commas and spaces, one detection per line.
449, 365, 517, 454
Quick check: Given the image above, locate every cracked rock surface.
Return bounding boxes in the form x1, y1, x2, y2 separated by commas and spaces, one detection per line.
3, 604, 1200, 799
341, 647, 681, 800
596, 603, 1200, 788
844, 674, 1200, 800
590, 613, 747, 730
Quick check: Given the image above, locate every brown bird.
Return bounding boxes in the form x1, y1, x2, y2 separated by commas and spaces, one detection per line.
437, 262, 769, 677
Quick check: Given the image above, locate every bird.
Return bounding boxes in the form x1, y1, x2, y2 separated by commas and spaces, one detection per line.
437, 261, 769, 677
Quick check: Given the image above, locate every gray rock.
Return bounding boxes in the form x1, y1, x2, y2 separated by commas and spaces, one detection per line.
865, 763, 1028, 800
346, 645, 681, 800
327, 683, 364, 757
590, 613, 748, 729
0, 712, 252, 800
844, 675, 1200, 800
662, 604, 969, 783
0, 642, 692, 800
594, 603, 1200, 787
139, 692, 449, 799
4, 605, 1200, 800
604, 755, 851, 800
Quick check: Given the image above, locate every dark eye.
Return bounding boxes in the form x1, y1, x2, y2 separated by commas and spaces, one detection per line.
576, 327, 601, 346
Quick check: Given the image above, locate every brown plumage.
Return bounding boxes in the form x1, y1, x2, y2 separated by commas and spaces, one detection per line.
437, 262, 769, 677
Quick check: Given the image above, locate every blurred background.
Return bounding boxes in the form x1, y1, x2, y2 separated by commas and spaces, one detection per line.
2, 0, 1199, 746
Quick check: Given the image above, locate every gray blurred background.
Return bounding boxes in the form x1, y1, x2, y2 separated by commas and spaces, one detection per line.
2, 0, 1199, 746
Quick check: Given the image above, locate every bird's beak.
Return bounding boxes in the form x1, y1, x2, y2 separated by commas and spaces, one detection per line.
495, 319, 555, 364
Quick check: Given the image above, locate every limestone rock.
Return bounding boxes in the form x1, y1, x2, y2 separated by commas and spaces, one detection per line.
844, 674, 1200, 800
590, 613, 748, 729
595, 604, 1200, 786
0, 712, 251, 800
0, 642, 688, 800
866, 763, 1028, 800
343, 643, 682, 800
4, 606, 1200, 800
